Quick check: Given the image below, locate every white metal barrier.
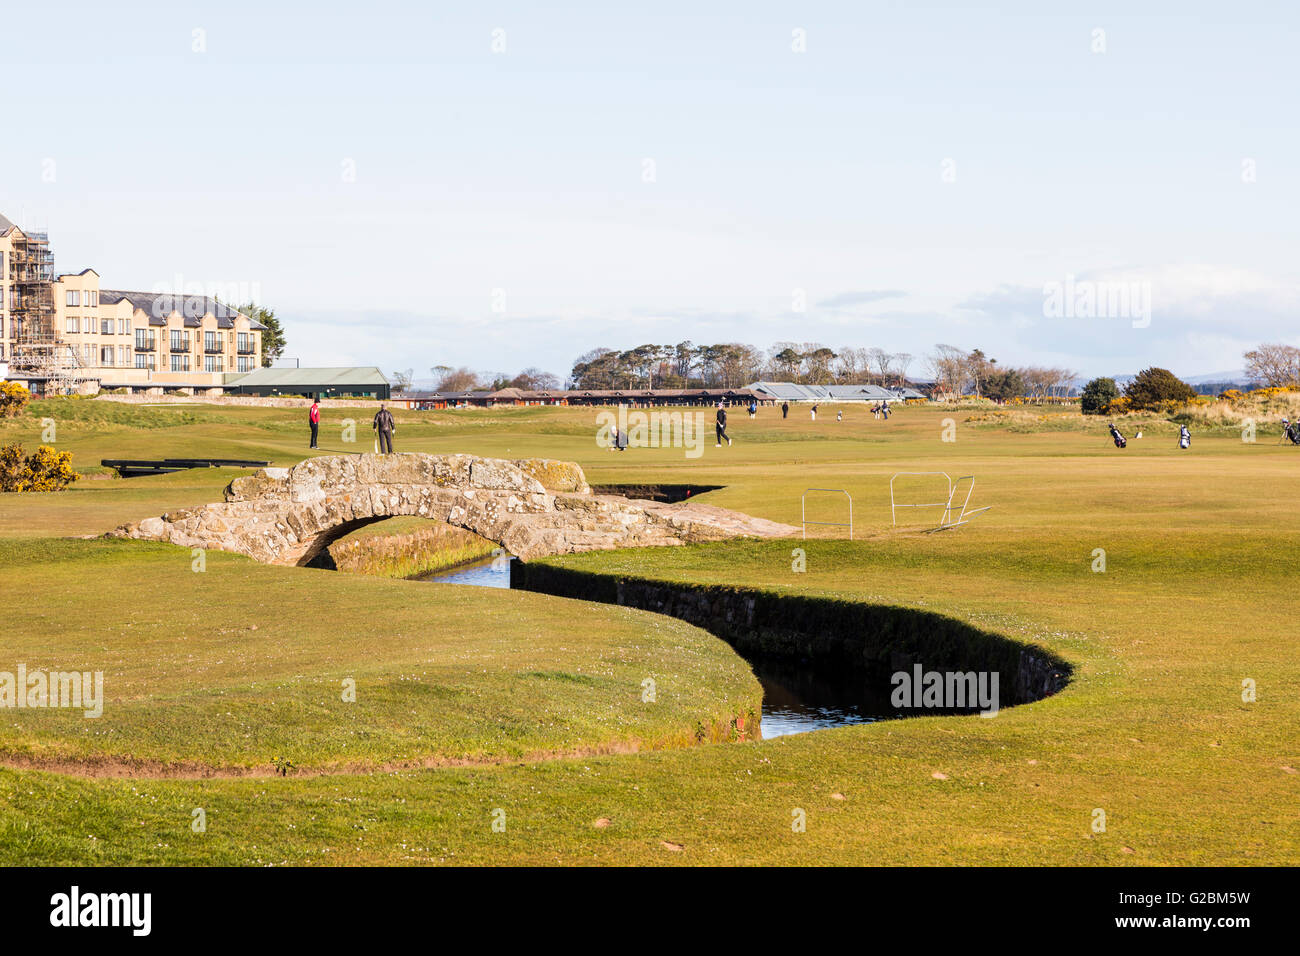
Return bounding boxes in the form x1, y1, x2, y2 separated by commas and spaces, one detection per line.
890, 472, 990, 532
890, 472, 952, 526
802, 488, 853, 540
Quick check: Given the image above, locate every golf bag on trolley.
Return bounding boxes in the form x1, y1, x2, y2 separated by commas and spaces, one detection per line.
1109, 424, 1128, 448
1179, 425, 1191, 449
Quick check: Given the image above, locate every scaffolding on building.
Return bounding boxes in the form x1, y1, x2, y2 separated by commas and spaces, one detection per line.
6, 230, 85, 395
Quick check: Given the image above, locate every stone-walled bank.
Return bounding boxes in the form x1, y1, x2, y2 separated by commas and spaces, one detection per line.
515, 563, 1071, 709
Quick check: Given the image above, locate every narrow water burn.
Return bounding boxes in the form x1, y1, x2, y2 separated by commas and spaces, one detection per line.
415, 558, 1068, 738
414, 555, 515, 587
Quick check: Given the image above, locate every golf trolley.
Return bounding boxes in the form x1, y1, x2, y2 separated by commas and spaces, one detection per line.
890, 472, 991, 533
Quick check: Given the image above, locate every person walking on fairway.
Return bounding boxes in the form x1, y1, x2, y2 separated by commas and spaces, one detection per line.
781, 401, 789, 419
810, 404, 818, 421
748, 400, 758, 419
715, 402, 732, 447
1179, 424, 1191, 449
309, 397, 320, 449
373, 402, 396, 454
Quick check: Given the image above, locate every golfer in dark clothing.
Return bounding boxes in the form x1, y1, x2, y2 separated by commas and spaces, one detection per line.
781, 401, 789, 419
715, 403, 732, 447
309, 399, 320, 449
373, 403, 396, 454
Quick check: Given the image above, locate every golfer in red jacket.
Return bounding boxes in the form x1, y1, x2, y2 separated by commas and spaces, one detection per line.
309, 398, 320, 449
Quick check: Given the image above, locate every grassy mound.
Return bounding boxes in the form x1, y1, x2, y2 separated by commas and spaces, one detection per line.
0, 537, 759, 773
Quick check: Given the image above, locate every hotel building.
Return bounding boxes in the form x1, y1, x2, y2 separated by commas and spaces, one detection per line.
2, 212, 265, 394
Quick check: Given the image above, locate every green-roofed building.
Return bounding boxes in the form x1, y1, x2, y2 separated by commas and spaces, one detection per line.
223, 366, 390, 400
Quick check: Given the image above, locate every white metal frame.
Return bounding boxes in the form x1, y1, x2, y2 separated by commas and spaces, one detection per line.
890, 472, 990, 532
802, 488, 853, 540
890, 472, 952, 526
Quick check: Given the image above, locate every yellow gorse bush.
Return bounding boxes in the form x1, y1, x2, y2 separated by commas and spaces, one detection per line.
0, 381, 31, 418
0, 444, 80, 493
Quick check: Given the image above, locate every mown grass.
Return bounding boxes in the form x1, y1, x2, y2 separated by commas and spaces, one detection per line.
0, 400, 1296, 865
0, 537, 759, 772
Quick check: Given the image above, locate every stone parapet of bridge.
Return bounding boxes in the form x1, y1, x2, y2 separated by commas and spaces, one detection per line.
109, 453, 797, 565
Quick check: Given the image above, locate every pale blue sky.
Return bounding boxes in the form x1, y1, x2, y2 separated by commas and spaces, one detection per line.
4, 1, 1296, 379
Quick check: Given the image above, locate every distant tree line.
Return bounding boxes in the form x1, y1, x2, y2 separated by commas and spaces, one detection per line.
568, 342, 1078, 400
393, 342, 1080, 399
925, 344, 1075, 401
387, 366, 564, 394
570, 342, 772, 389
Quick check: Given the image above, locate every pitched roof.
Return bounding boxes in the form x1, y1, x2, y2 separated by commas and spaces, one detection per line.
749, 381, 907, 401
99, 290, 266, 329
823, 384, 897, 399
748, 381, 827, 400
0, 212, 16, 236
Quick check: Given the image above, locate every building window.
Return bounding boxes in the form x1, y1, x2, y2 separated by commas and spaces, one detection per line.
118, 345, 129, 365
101, 319, 112, 335
134, 353, 155, 370
204, 355, 222, 373
135, 329, 154, 350
171, 354, 190, 372
101, 347, 114, 366
118, 319, 129, 334
86, 291, 98, 308
204, 331, 220, 353
66, 290, 80, 307
65, 317, 79, 333
170, 330, 188, 352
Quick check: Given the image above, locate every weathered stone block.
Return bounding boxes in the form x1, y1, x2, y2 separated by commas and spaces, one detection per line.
225, 471, 289, 502
511, 458, 591, 494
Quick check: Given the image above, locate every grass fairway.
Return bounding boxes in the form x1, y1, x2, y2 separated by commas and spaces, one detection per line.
0, 400, 1296, 865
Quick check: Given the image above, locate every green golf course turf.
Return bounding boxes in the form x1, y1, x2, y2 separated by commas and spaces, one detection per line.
0, 399, 1295, 864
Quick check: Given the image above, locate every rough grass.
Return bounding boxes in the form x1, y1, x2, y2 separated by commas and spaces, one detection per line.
0, 401, 1296, 865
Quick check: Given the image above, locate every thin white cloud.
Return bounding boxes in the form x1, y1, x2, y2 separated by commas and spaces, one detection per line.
816, 290, 908, 309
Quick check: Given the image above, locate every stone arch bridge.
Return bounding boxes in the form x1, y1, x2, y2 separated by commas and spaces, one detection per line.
111, 454, 798, 566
